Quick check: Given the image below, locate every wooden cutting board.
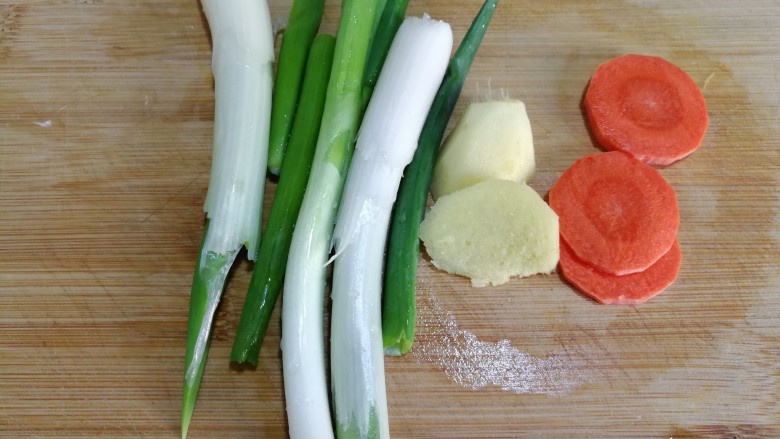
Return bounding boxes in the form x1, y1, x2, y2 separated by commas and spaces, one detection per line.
1, 0, 778, 437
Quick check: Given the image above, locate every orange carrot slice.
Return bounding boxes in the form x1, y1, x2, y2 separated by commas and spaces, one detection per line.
559, 238, 682, 305
584, 54, 708, 166
548, 151, 679, 275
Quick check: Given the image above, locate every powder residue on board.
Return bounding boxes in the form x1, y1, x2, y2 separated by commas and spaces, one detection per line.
413, 286, 593, 395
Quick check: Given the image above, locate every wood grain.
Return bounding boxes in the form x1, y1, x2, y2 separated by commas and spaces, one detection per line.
1, 0, 778, 437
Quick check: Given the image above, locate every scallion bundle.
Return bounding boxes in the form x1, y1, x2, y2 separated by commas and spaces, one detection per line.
280, 1, 380, 437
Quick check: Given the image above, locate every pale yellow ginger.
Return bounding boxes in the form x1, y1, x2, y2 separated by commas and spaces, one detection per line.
420, 179, 559, 287
431, 100, 535, 199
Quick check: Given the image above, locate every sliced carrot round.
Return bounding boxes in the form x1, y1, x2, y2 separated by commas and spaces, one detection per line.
559, 238, 682, 305
584, 54, 708, 166
548, 151, 679, 275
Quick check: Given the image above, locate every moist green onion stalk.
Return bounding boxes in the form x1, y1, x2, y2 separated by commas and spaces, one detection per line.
330, 15, 453, 439
181, 0, 274, 437
231, 34, 336, 365
382, 0, 499, 356
266, 0, 326, 175
280, 0, 379, 437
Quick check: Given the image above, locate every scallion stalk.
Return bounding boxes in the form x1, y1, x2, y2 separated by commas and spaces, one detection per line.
266, 0, 326, 175
231, 34, 336, 365
181, 0, 273, 437
280, 1, 379, 437
382, 0, 499, 357
361, 0, 409, 110
330, 16, 453, 439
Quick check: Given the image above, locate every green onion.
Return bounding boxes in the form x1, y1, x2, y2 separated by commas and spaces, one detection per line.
181, 1, 273, 437
231, 34, 336, 365
382, 0, 499, 356
266, 0, 326, 175
370, 0, 389, 41
331, 16, 453, 439
280, 0, 379, 437
361, 0, 409, 110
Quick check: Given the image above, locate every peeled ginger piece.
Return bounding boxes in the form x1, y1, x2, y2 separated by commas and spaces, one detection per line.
431, 100, 535, 199
419, 179, 559, 287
